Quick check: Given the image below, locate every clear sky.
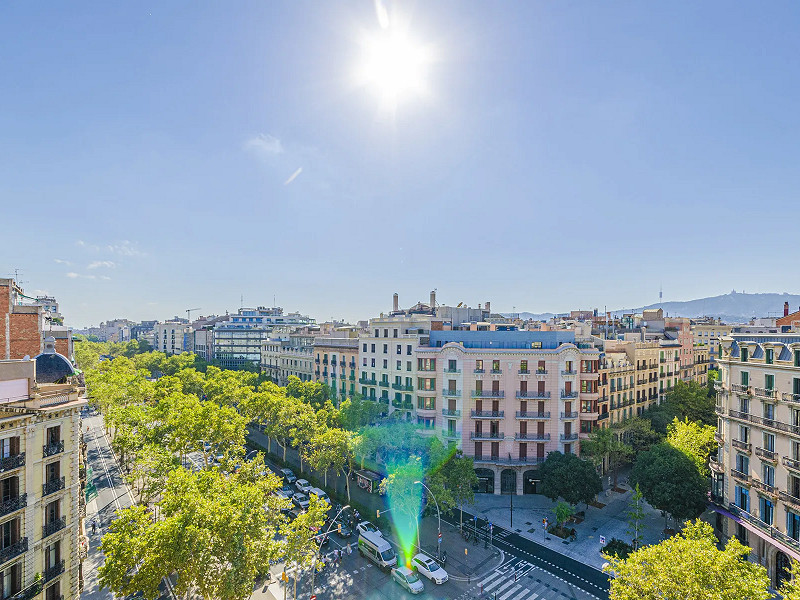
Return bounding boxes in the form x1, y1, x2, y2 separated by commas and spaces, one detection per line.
2, 2, 798, 327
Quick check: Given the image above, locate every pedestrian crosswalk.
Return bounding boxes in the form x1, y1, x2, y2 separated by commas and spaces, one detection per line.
469, 558, 597, 600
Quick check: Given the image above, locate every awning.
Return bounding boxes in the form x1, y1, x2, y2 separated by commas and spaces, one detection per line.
710, 503, 800, 562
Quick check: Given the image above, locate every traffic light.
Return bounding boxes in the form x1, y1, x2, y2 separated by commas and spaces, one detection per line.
337, 523, 342, 535
376, 510, 381, 518
542, 518, 546, 526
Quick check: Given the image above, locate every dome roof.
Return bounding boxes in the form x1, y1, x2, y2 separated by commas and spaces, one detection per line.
34, 336, 76, 384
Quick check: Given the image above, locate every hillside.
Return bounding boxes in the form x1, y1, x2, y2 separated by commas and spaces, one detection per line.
506, 292, 800, 324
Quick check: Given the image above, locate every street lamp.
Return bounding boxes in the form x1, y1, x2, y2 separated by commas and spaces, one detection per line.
309, 504, 349, 598
413, 480, 442, 558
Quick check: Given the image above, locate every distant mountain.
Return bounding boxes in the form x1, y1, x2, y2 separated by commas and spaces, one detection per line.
504, 292, 800, 324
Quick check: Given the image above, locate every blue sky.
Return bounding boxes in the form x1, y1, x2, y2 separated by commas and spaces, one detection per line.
2, 2, 798, 327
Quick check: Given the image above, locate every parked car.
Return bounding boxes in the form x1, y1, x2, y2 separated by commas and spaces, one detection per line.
288, 508, 303, 521
273, 488, 293, 501
292, 493, 310, 510
280, 468, 297, 484
356, 521, 382, 537
391, 566, 424, 594
245, 449, 259, 462
295, 479, 312, 493
308, 487, 330, 506
411, 553, 449, 584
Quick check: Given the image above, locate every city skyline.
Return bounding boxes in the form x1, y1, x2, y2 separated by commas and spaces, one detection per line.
3, 2, 799, 326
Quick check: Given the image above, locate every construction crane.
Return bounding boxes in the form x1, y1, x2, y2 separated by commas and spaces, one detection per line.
186, 308, 201, 322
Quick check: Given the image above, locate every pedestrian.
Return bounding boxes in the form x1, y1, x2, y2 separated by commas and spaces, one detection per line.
91, 519, 96, 535
346, 543, 352, 556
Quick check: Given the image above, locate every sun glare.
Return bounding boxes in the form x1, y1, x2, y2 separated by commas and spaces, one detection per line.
356, 29, 431, 111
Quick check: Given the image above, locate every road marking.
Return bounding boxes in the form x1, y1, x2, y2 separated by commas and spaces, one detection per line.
492, 579, 517, 595
511, 590, 534, 600
484, 576, 510, 592
499, 584, 522, 600
480, 571, 502, 586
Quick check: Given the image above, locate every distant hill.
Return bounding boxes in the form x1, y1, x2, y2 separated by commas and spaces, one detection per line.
504, 292, 800, 324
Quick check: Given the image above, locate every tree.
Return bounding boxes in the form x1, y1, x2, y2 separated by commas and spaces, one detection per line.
626, 484, 645, 550
581, 427, 633, 487
279, 496, 328, 600
336, 395, 382, 431
630, 443, 707, 526
539, 452, 602, 507
780, 560, 800, 600
100, 468, 286, 600
665, 417, 717, 477
603, 520, 770, 600
663, 379, 716, 426
554, 501, 574, 528
440, 451, 479, 531
617, 417, 662, 453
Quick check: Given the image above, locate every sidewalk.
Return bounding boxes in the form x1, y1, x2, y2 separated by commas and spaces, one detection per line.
469, 480, 666, 570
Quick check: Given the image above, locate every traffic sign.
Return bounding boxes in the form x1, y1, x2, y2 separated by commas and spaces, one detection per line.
311, 596, 317, 600
600, 535, 606, 545
438, 532, 442, 545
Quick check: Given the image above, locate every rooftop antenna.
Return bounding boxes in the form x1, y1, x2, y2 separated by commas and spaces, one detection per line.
659, 283, 663, 308
240, 294, 244, 309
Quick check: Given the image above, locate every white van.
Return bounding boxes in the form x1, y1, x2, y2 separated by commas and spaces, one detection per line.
358, 531, 397, 570
308, 487, 330, 505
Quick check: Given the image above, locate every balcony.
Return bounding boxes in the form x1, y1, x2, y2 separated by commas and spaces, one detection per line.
518, 369, 530, 375
42, 477, 65, 497
0, 538, 27, 565
727, 502, 800, 555
43, 441, 64, 457
417, 387, 436, 395
751, 479, 778, 498
349, 361, 356, 369
536, 369, 547, 375
731, 439, 751, 453
472, 390, 504, 398
330, 358, 337, 366
490, 368, 503, 374
442, 429, 461, 439
9, 579, 43, 600
42, 516, 66, 539
560, 391, 578, 399
514, 432, 550, 441
470, 431, 503, 440
515, 391, 550, 399
516, 411, 550, 419
784, 456, 800, 472
391, 383, 413, 391
729, 409, 749, 421
442, 389, 461, 397
755, 447, 778, 462
560, 433, 579, 441
402, 402, 414, 410
358, 376, 376, 385
321, 370, 329, 377
754, 387, 777, 400
470, 410, 504, 419
314, 358, 320, 364
441, 408, 461, 417
597, 412, 609, 421
43, 559, 65, 583
444, 368, 461, 374
731, 468, 750, 482
561, 370, 576, 376
349, 374, 355, 381
783, 392, 800, 405
780, 491, 800, 510
0, 494, 26, 518
731, 383, 751, 395
0, 453, 25, 473
579, 410, 600, 419
473, 368, 485, 374
560, 411, 578, 419
322, 358, 328, 365
330, 372, 337, 379
709, 456, 724, 473
474, 455, 547, 466
378, 381, 390, 388
391, 399, 403, 408
715, 404, 725, 416
714, 381, 724, 392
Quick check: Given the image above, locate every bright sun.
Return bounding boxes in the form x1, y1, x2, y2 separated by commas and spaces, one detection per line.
356, 29, 431, 111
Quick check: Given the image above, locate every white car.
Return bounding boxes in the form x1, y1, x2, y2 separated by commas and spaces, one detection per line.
412, 553, 449, 584
295, 479, 312, 493
356, 521, 382, 537
391, 566, 424, 594
292, 493, 310, 510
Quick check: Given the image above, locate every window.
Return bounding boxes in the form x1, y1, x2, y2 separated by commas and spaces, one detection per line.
374, 329, 379, 338
492, 360, 500, 373
0, 438, 19, 459
735, 486, 749, 512
370, 344, 375, 353
417, 396, 435, 410
763, 464, 775, 487
396, 345, 402, 355
363, 343, 367, 352
764, 432, 775, 452
795, 350, 800, 368
383, 344, 388, 354
448, 359, 457, 372
520, 360, 528, 373
393, 329, 398, 338
371, 359, 375, 368
760, 496, 774, 526
735, 454, 749, 473
766, 348, 774, 364
383, 360, 388, 369
741, 371, 749, 386
407, 361, 412, 372
0, 562, 21, 599
765, 374, 775, 391
475, 360, 484, 372
407, 345, 412, 355
739, 397, 750, 413
741, 347, 749, 362
396, 360, 402, 370
764, 403, 775, 420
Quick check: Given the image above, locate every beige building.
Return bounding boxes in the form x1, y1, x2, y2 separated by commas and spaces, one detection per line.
598, 341, 660, 427
691, 322, 733, 368
713, 333, 800, 588
313, 337, 359, 402
153, 321, 188, 355
0, 356, 86, 600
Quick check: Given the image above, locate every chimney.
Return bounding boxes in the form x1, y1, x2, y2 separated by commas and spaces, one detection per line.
785, 302, 790, 317
430, 290, 436, 308
393, 293, 399, 312
485, 301, 491, 313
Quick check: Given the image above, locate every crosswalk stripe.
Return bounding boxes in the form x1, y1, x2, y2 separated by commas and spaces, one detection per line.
484, 577, 508, 592
511, 590, 534, 600
493, 579, 517, 595
499, 584, 522, 600
480, 571, 502, 586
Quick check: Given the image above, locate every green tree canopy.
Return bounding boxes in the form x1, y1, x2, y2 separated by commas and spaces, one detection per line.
665, 417, 717, 477
539, 452, 602, 506
604, 520, 770, 600
630, 443, 708, 522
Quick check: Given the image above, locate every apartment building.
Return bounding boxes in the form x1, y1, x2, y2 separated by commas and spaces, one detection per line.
712, 333, 800, 588
153, 321, 188, 355
692, 344, 710, 384
691, 322, 733, 368
313, 337, 359, 401
415, 330, 600, 495
0, 347, 86, 600
597, 341, 660, 426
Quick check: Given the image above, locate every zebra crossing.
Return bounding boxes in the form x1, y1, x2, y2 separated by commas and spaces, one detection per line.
462, 557, 597, 600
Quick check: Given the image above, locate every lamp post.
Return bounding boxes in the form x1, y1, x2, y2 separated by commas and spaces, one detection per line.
309, 504, 349, 598
414, 480, 441, 558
